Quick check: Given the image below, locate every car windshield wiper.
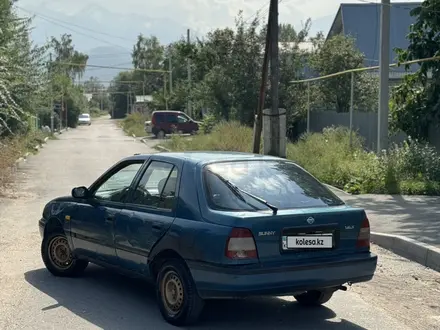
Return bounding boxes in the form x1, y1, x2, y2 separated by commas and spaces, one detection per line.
207, 170, 278, 215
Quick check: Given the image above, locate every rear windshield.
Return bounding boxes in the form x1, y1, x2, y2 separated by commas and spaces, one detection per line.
79, 114, 89, 118
203, 160, 344, 211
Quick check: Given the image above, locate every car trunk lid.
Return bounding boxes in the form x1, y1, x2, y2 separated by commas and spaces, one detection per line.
210, 205, 368, 264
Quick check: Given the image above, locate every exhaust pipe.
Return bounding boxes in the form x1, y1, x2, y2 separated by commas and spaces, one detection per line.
336, 285, 347, 291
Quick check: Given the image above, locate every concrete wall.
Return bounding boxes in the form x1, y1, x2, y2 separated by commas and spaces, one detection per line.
297, 110, 440, 151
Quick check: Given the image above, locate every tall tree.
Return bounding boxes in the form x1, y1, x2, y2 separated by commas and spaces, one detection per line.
51, 34, 88, 82
131, 35, 164, 95
0, 0, 48, 135
308, 35, 378, 113
108, 71, 135, 118
391, 0, 440, 140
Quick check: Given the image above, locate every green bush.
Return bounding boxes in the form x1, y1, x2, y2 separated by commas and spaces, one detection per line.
162, 122, 440, 195
120, 112, 150, 137
163, 121, 255, 152
199, 114, 217, 134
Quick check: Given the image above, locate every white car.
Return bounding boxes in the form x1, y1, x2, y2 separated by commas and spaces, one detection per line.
78, 113, 91, 126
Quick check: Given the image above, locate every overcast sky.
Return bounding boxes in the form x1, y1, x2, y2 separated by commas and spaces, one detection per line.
16, 0, 422, 42
14, 0, 422, 80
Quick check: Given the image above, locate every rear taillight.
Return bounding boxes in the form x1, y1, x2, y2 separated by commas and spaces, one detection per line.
356, 218, 370, 248
151, 116, 156, 125
225, 228, 258, 259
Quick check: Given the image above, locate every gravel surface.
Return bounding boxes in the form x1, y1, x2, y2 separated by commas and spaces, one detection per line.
0, 117, 438, 329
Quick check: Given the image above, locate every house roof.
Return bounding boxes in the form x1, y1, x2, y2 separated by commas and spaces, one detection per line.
327, 2, 421, 72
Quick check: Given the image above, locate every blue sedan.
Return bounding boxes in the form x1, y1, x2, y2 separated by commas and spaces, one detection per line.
39, 152, 377, 326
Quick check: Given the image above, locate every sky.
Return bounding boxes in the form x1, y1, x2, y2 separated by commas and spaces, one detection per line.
14, 0, 422, 81
15, 0, 421, 48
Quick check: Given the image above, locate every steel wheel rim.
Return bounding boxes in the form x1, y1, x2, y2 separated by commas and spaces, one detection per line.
48, 236, 73, 270
158, 131, 165, 139
161, 270, 184, 316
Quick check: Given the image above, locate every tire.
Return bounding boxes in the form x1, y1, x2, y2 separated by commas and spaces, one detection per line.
294, 290, 334, 307
41, 230, 88, 277
157, 130, 165, 139
156, 259, 205, 326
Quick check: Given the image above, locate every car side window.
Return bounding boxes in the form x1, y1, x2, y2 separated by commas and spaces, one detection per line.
177, 115, 188, 123
167, 115, 178, 124
130, 161, 179, 209
93, 162, 143, 202
155, 114, 164, 123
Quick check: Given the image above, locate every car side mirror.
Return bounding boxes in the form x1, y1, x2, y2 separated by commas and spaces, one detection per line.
72, 186, 89, 199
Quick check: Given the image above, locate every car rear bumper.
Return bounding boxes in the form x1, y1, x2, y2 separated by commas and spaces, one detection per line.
188, 252, 377, 299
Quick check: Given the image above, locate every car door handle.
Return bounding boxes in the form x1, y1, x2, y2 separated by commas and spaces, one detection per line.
105, 216, 114, 223
152, 224, 161, 230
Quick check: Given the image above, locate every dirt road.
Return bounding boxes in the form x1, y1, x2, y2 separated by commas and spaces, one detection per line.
0, 117, 438, 329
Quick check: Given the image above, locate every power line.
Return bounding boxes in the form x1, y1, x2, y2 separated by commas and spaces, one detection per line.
86, 62, 133, 71
15, 5, 132, 42
290, 54, 440, 84
56, 61, 169, 73
16, 6, 132, 51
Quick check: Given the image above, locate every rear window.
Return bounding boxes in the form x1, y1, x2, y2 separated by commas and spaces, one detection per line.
79, 114, 89, 119
203, 160, 344, 211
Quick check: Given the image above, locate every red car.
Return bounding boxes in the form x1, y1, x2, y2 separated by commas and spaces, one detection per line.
145, 111, 200, 139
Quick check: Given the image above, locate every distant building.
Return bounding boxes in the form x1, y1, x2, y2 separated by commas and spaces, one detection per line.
327, 2, 422, 81
132, 95, 153, 113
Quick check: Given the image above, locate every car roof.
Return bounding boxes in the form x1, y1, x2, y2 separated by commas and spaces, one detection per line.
126, 151, 287, 166
152, 110, 183, 115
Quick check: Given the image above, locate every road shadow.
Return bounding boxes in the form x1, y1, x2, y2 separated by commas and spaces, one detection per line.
338, 194, 440, 247
25, 266, 366, 330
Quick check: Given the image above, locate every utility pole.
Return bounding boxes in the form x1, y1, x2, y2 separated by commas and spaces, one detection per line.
59, 93, 64, 134
164, 75, 168, 110
60, 90, 63, 132
187, 29, 192, 117
268, 0, 281, 157
252, 1, 272, 154
377, 0, 390, 153
49, 53, 54, 134
169, 54, 173, 95
126, 89, 129, 116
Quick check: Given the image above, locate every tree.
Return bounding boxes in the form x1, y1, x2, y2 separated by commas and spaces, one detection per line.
308, 35, 378, 113
51, 34, 88, 82
108, 71, 135, 118
390, 0, 440, 140
83, 76, 104, 94
0, 0, 48, 136
132, 34, 164, 95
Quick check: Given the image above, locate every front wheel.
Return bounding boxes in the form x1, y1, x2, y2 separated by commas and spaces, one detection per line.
294, 290, 334, 307
156, 259, 204, 326
41, 231, 88, 277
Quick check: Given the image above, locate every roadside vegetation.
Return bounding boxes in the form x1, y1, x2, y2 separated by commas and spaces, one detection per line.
0, 1, 102, 188
162, 121, 440, 195
120, 112, 150, 137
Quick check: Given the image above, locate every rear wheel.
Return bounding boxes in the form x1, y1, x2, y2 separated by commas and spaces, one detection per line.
294, 290, 334, 307
41, 231, 88, 277
156, 259, 204, 326
157, 130, 165, 139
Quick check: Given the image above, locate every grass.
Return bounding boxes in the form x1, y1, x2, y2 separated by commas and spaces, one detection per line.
120, 112, 150, 137
161, 121, 440, 196
89, 107, 109, 118
0, 130, 50, 187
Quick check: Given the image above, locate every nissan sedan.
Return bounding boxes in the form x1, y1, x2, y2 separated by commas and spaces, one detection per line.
38, 152, 377, 326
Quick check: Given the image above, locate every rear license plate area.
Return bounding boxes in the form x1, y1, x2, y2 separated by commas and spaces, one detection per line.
281, 224, 338, 251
